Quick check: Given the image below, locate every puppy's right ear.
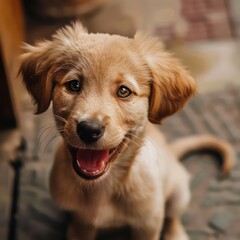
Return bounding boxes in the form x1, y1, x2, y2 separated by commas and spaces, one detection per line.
134, 33, 196, 124
19, 41, 55, 114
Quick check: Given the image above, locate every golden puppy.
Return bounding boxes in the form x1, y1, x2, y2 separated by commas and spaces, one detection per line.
19, 22, 233, 240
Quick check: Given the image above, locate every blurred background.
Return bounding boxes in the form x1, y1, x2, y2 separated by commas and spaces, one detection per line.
0, 0, 240, 239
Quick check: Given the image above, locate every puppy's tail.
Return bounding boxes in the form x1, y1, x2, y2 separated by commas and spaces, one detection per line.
170, 135, 235, 177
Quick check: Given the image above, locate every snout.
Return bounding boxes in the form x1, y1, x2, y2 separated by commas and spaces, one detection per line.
66, 118, 129, 180
64, 116, 131, 180
77, 120, 105, 144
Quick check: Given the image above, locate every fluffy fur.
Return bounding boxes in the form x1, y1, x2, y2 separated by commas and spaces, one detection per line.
19, 22, 233, 240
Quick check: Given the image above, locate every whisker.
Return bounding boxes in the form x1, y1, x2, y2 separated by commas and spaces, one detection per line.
42, 133, 61, 161
127, 132, 144, 143
38, 125, 62, 150
125, 136, 142, 148
53, 114, 68, 124
38, 125, 58, 143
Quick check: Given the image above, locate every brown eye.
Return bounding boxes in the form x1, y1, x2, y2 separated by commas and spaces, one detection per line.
117, 86, 132, 98
67, 80, 81, 92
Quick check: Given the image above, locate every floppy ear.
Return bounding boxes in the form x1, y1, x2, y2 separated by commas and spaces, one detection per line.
19, 21, 88, 114
135, 33, 196, 124
19, 41, 55, 114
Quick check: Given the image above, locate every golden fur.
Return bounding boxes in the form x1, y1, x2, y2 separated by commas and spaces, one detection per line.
19, 22, 234, 240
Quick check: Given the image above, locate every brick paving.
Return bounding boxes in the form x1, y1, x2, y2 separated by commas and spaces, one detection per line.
15, 85, 240, 240
161, 86, 240, 240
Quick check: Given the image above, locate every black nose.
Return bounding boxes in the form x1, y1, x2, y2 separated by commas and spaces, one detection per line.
77, 120, 105, 144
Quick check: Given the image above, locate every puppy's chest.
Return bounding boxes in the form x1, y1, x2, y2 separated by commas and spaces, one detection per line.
83, 197, 126, 228
96, 201, 126, 228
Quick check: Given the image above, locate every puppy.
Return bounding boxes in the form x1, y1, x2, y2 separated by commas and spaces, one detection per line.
19, 22, 234, 240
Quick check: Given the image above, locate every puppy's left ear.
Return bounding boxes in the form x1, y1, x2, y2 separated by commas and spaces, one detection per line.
135, 33, 196, 124
19, 22, 88, 114
19, 41, 55, 114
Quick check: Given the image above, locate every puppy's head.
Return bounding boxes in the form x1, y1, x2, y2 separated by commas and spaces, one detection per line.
19, 22, 196, 182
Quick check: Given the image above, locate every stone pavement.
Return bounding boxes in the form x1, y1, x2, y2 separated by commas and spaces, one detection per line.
16, 84, 240, 240
161, 85, 240, 240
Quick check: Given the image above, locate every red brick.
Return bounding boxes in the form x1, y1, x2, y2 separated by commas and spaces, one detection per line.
205, 0, 226, 10
182, 0, 208, 21
208, 20, 232, 38
186, 21, 209, 41
206, 12, 232, 38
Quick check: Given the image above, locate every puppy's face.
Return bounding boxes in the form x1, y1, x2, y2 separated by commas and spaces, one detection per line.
19, 22, 196, 181
52, 41, 150, 180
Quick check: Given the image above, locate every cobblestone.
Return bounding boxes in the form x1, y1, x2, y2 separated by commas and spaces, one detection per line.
229, 170, 240, 181
17, 167, 67, 240
162, 85, 240, 239
208, 211, 233, 233
208, 183, 240, 194
187, 228, 217, 237
202, 196, 218, 208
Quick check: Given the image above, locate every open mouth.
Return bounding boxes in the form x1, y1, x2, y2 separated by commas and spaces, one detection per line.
68, 137, 128, 180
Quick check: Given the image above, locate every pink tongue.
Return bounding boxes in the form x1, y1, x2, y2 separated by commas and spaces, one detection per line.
76, 149, 109, 172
